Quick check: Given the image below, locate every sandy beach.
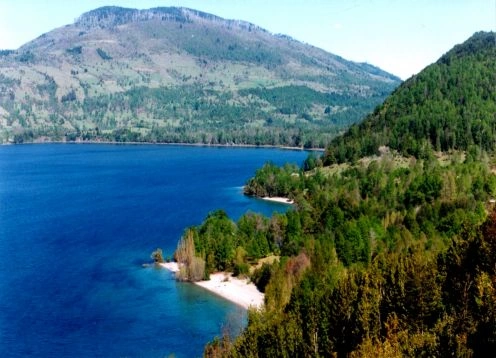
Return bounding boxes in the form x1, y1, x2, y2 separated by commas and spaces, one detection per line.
160, 261, 180, 272
160, 262, 264, 309
261, 196, 294, 204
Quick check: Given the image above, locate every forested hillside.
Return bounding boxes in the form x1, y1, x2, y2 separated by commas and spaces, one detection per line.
0, 6, 399, 146
210, 152, 496, 357
168, 32, 496, 356
324, 31, 496, 162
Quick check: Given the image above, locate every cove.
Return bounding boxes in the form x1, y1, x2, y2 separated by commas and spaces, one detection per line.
0, 144, 308, 357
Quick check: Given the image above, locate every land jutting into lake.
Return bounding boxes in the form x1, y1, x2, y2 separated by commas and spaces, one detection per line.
161, 262, 264, 309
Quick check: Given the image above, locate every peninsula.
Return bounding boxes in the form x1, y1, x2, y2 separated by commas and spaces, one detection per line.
160, 262, 264, 309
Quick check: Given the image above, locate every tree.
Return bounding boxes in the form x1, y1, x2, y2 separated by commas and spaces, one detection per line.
175, 229, 206, 281
151, 248, 164, 263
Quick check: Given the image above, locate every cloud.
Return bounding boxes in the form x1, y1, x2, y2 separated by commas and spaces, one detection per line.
333, 23, 343, 30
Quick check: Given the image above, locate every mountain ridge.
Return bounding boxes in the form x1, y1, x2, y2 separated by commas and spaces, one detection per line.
74, 6, 264, 33
0, 6, 400, 145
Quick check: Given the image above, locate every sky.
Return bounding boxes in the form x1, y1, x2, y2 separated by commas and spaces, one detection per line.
0, 0, 494, 79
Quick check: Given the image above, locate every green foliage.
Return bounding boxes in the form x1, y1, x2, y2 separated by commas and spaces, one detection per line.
68, 84, 380, 147
175, 229, 206, 281
0, 50, 15, 56
303, 152, 323, 171
203, 152, 496, 356
36, 76, 58, 98
251, 263, 274, 293
61, 89, 77, 103
232, 263, 250, 277
17, 51, 34, 63
151, 248, 164, 263
197, 210, 237, 273
224, 208, 496, 356
244, 153, 495, 265
201, 31, 496, 358
324, 32, 496, 164
66, 46, 82, 55
237, 213, 271, 259
335, 217, 371, 266
244, 162, 301, 198
96, 48, 112, 60
240, 86, 384, 121
404, 170, 442, 206
178, 210, 286, 276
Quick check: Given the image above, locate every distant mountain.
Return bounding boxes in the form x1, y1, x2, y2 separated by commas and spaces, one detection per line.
324, 31, 496, 163
0, 6, 400, 145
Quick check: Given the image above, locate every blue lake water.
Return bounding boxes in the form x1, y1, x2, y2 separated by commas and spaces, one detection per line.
0, 144, 308, 357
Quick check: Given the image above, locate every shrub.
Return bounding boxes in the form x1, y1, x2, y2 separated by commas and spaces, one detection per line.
251, 263, 273, 293
151, 248, 164, 263
233, 263, 250, 277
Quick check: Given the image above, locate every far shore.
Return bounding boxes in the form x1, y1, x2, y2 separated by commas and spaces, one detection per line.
2, 139, 325, 151
159, 262, 264, 309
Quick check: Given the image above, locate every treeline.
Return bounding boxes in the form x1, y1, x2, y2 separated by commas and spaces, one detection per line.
244, 150, 495, 267
174, 210, 289, 280
78, 84, 384, 149
202, 149, 496, 356
239, 85, 386, 120
243, 162, 302, 198
2, 82, 391, 147
323, 31, 496, 164
198, 31, 496, 356
217, 210, 496, 357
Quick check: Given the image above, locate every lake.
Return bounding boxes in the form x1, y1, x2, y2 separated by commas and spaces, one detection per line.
0, 144, 308, 357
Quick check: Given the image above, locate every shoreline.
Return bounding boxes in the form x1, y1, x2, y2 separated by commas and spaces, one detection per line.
261, 196, 294, 205
160, 262, 264, 309
1, 139, 325, 152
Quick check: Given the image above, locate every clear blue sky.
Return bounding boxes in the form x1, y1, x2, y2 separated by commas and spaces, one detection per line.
0, 0, 494, 79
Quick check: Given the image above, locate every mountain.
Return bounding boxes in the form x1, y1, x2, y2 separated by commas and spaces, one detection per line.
191, 32, 496, 356
0, 6, 400, 145
324, 31, 496, 163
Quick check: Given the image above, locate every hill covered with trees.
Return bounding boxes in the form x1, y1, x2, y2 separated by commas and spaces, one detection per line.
0, 6, 399, 146
212, 153, 496, 357
168, 31, 496, 356
324, 31, 496, 163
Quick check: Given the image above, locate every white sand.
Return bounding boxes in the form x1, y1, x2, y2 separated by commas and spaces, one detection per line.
160, 261, 180, 272
195, 272, 264, 309
261, 196, 294, 204
160, 262, 264, 309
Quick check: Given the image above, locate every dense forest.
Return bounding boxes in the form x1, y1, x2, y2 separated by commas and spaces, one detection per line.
184, 150, 495, 357
7, 84, 387, 148
324, 32, 496, 162
168, 32, 496, 357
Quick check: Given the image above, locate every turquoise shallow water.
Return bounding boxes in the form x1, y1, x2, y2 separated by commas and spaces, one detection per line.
0, 144, 307, 357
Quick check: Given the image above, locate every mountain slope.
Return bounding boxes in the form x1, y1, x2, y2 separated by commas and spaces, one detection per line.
0, 6, 400, 145
193, 31, 496, 357
324, 31, 496, 162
